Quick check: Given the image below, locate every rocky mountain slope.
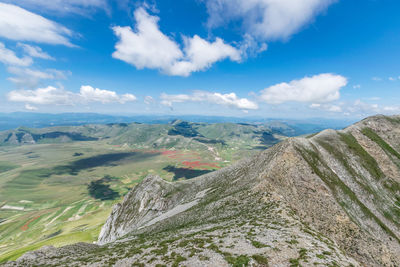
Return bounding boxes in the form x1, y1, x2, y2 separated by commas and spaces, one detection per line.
3, 115, 400, 266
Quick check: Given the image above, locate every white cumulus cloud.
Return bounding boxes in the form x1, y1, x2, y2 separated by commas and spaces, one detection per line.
7, 67, 68, 88
112, 8, 182, 71
310, 103, 342, 112
8, 86, 75, 105
160, 91, 258, 110
349, 99, 379, 114
327, 105, 342, 112
0, 0, 108, 15
24, 103, 38, 111
79, 85, 136, 104
112, 7, 241, 76
310, 99, 400, 116
0, 42, 64, 88
0, 42, 32, 66
167, 35, 241, 77
160, 93, 191, 107
0, 3, 73, 46
260, 73, 347, 104
383, 106, 400, 112
7, 85, 136, 105
17, 43, 54, 60
206, 0, 336, 41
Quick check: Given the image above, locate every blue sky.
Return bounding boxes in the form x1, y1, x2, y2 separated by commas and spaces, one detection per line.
0, 0, 399, 119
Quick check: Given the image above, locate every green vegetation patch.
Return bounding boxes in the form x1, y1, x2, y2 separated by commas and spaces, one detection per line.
31, 131, 98, 142
289, 258, 300, 267
251, 240, 270, 248
252, 254, 269, 266
0, 161, 18, 173
383, 179, 400, 195
385, 116, 400, 125
361, 127, 400, 161
4, 168, 53, 192
338, 132, 384, 180
317, 140, 377, 197
288, 248, 308, 266
296, 145, 399, 243
172, 255, 186, 267
225, 255, 250, 267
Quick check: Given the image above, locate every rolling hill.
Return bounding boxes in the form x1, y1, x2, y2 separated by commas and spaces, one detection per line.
0, 120, 284, 150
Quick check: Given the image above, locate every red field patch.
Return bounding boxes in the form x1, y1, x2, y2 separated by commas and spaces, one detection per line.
21, 215, 42, 231
143, 149, 202, 160
141, 149, 177, 156
161, 150, 177, 156
137, 149, 219, 170
181, 161, 220, 169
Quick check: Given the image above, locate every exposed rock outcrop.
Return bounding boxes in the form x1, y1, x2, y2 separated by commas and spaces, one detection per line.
98, 175, 185, 244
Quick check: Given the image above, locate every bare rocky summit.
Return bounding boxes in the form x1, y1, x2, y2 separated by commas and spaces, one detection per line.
3, 115, 400, 266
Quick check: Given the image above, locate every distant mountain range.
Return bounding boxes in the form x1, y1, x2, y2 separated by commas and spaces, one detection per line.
0, 112, 355, 136
0, 119, 284, 150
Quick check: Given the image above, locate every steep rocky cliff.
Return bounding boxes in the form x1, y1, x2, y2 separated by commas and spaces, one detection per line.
4, 115, 400, 266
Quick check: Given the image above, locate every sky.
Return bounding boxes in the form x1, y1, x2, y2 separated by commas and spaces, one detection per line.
0, 0, 399, 119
